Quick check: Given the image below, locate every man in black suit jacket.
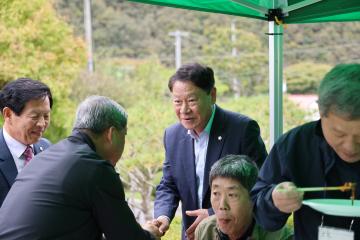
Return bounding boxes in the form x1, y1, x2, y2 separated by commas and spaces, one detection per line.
0, 96, 161, 240
0, 78, 52, 206
153, 63, 267, 240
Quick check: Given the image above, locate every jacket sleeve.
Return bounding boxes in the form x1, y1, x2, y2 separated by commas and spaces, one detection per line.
241, 119, 268, 168
153, 129, 180, 221
250, 143, 291, 231
91, 163, 155, 240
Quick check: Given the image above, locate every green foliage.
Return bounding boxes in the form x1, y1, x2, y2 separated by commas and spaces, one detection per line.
285, 62, 332, 94
70, 70, 125, 106
56, 0, 360, 76
283, 23, 360, 66
162, 216, 182, 240
121, 100, 175, 170
202, 27, 268, 96
70, 58, 176, 178
122, 59, 174, 106
220, 95, 308, 150
54, 0, 360, 106
116, 60, 177, 170
55, 0, 268, 63
72, 57, 173, 106
0, 0, 86, 142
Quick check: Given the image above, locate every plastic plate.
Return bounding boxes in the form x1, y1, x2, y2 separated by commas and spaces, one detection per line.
302, 199, 360, 217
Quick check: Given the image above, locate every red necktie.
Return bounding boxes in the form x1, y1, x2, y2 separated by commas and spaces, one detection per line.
23, 145, 33, 165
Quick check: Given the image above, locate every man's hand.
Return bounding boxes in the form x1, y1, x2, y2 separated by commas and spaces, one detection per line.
185, 209, 209, 240
272, 181, 303, 213
143, 221, 162, 240
152, 216, 170, 236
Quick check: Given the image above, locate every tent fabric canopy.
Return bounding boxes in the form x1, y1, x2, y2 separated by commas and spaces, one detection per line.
128, 0, 360, 23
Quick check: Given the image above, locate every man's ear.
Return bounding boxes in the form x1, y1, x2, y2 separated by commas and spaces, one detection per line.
104, 127, 115, 144
2, 107, 14, 122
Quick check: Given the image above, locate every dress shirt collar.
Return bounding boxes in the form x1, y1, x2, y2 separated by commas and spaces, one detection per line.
3, 128, 33, 158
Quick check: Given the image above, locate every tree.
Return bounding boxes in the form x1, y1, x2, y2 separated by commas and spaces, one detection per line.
202, 26, 268, 96
220, 95, 308, 150
116, 60, 175, 222
0, 0, 86, 141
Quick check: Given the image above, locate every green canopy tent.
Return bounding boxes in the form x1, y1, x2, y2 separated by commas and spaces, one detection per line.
127, 0, 360, 147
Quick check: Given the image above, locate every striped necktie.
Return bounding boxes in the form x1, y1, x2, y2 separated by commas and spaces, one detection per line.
23, 145, 33, 165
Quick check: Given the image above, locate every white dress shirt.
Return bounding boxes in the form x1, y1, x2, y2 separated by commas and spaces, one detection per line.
187, 105, 216, 207
3, 128, 33, 173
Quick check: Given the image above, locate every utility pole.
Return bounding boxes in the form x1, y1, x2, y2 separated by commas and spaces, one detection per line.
84, 0, 94, 73
231, 21, 237, 57
231, 20, 240, 97
169, 30, 189, 69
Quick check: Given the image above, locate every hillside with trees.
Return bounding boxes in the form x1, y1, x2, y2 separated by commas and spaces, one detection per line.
55, 0, 360, 95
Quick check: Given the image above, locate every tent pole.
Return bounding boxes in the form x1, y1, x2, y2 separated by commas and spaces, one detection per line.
269, 21, 283, 148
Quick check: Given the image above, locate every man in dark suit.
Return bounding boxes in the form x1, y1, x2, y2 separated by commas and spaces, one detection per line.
153, 63, 267, 240
0, 78, 52, 206
0, 96, 161, 240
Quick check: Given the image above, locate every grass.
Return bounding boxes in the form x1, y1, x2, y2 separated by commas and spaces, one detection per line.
162, 216, 182, 240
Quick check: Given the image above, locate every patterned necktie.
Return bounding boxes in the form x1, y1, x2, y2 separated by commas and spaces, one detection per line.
23, 145, 33, 165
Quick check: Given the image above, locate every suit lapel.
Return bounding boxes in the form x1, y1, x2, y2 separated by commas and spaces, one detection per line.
179, 129, 198, 207
33, 142, 45, 155
0, 129, 18, 186
202, 106, 227, 203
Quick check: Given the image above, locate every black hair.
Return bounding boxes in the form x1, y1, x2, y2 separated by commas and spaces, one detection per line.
168, 63, 215, 94
318, 63, 360, 119
210, 155, 258, 192
0, 78, 53, 115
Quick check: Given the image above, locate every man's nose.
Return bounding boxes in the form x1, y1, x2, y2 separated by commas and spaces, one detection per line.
343, 138, 358, 154
36, 116, 46, 127
180, 102, 190, 114
219, 197, 229, 210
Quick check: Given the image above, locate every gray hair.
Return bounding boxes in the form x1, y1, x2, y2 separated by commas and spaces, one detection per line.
209, 155, 258, 192
318, 63, 360, 119
73, 95, 127, 134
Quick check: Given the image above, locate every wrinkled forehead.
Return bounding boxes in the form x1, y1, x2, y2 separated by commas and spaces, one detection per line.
211, 177, 244, 190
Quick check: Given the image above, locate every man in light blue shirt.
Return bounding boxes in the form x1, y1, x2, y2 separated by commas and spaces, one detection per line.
154, 63, 267, 240
189, 104, 216, 207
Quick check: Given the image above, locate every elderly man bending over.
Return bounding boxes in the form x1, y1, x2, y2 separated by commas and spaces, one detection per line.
195, 155, 292, 240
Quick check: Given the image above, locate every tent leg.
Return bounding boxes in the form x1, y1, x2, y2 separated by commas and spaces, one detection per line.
269, 21, 283, 148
